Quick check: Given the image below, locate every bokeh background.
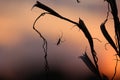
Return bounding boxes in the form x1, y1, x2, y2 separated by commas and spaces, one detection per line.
0, 0, 120, 79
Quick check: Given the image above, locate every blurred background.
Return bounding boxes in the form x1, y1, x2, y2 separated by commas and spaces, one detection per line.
0, 0, 120, 80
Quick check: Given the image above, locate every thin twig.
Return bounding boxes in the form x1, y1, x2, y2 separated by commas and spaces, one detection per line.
106, 2, 110, 20
93, 38, 102, 43
105, 43, 109, 50
33, 12, 49, 72
111, 55, 119, 80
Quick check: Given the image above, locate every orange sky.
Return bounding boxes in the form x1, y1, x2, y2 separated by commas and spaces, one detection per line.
0, 0, 120, 79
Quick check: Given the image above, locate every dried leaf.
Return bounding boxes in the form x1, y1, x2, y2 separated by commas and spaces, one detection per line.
32, 1, 61, 17
100, 19, 118, 54
32, 1, 77, 25
79, 52, 98, 74
78, 18, 98, 62
107, 0, 120, 57
78, 19, 93, 51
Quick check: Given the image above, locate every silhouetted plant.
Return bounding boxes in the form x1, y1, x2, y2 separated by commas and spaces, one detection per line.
32, 0, 120, 80
100, 0, 120, 80
80, 52, 98, 75
32, 1, 102, 79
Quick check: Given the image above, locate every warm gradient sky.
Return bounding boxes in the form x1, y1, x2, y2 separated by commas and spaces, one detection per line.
0, 0, 120, 79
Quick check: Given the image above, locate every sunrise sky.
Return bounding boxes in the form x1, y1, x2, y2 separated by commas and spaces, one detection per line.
0, 0, 120, 79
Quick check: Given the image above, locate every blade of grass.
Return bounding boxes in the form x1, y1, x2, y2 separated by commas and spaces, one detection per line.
80, 52, 98, 74
78, 19, 98, 61
106, 0, 120, 57
78, 19, 102, 79
100, 19, 118, 54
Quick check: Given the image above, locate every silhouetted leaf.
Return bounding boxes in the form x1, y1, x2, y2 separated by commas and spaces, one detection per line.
100, 19, 118, 54
32, 1, 77, 25
78, 18, 98, 62
79, 52, 98, 74
106, 0, 120, 57
32, 1, 61, 17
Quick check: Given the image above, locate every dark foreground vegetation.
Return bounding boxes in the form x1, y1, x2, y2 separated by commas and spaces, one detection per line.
31, 0, 119, 80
